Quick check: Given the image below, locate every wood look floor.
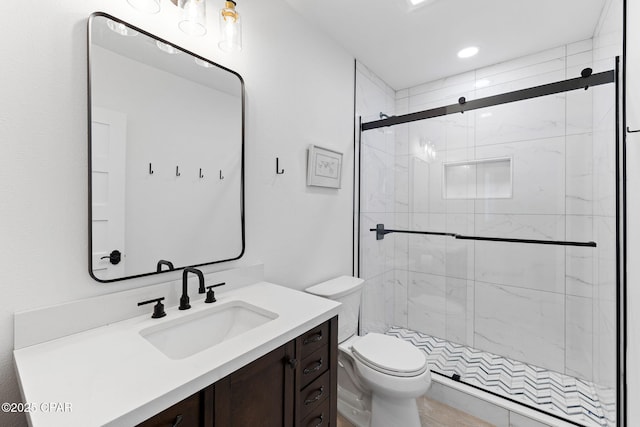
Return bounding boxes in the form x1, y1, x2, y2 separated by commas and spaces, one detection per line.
336, 395, 496, 427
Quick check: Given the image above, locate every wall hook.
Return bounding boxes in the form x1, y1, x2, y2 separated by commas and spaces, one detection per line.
581, 67, 593, 90
199, 168, 204, 178
276, 157, 285, 175
176, 166, 181, 177
219, 170, 224, 180
149, 163, 154, 175
627, 126, 640, 134
458, 96, 466, 113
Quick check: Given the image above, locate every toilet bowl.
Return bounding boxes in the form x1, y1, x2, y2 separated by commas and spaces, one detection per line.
306, 276, 432, 427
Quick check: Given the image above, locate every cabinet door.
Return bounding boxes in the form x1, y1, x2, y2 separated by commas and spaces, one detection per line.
214, 341, 295, 427
136, 390, 202, 427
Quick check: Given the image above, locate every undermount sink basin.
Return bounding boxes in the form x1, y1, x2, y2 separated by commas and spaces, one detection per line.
140, 301, 278, 360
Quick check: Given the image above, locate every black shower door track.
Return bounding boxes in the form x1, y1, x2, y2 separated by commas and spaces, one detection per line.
360, 69, 615, 131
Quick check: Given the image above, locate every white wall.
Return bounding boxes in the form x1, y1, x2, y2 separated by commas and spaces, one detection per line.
0, 1, 354, 425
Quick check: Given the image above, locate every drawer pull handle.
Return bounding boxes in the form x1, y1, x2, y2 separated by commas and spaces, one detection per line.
303, 331, 323, 344
172, 414, 184, 427
308, 413, 324, 427
304, 386, 325, 405
303, 359, 323, 375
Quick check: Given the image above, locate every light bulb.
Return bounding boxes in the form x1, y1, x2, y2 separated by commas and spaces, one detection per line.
178, 0, 206, 36
219, 1, 242, 52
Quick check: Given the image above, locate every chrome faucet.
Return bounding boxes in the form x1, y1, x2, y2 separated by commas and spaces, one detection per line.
179, 267, 206, 310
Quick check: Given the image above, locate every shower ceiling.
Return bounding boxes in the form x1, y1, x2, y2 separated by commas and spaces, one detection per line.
284, 0, 608, 90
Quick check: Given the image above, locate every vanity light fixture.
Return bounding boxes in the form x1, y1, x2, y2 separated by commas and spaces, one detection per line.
127, 0, 161, 14
219, 0, 242, 52
457, 46, 479, 58
126, 0, 243, 52
107, 19, 139, 36
176, 0, 207, 36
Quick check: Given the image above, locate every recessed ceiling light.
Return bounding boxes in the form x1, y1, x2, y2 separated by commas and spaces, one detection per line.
406, 0, 436, 9
475, 79, 490, 88
457, 46, 479, 59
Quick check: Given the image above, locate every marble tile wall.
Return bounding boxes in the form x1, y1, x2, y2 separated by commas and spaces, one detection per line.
362, 39, 619, 386
356, 62, 397, 335
591, 0, 622, 392
358, 23, 619, 395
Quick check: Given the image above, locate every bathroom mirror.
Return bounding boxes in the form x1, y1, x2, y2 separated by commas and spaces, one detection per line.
88, 13, 244, 283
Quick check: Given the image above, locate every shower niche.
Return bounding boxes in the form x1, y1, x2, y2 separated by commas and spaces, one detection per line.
443, 157, 512, 199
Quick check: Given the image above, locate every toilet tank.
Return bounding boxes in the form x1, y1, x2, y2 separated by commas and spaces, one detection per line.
305, 276, 364, 343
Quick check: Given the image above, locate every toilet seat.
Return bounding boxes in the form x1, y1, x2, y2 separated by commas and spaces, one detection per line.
351, 333, 428, 377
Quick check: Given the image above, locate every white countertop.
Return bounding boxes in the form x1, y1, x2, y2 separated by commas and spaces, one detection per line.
13, 282, 341, 427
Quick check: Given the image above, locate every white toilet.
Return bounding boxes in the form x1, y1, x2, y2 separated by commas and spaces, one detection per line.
306, 276, 431, 427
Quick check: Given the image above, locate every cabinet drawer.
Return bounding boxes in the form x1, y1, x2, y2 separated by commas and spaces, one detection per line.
136, 390, 200, 427
300, 397, 330, 427
298, 371, 331, 421
298, 321, 329, 359
299, 343, 329, 389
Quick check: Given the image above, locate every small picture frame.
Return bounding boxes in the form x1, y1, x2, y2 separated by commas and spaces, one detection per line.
307, 145, 343, 188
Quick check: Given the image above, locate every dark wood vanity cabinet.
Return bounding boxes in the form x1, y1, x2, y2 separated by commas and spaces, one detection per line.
214, 340, 296, 427
136, 316, 337, 427
135, 387, 211, 427
296, 320, 337, 427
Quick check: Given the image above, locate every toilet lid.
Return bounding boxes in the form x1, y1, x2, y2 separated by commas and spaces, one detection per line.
351, 333, 428, 377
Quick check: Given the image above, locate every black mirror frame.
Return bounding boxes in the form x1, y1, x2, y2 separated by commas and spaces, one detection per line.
87, 12, 245, 283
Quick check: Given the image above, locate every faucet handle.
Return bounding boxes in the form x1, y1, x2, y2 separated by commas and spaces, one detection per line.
138, 297, 166, 319
205, 282, 226, 303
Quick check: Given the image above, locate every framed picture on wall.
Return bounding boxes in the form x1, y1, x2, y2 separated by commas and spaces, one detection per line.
307, 145, 343, 188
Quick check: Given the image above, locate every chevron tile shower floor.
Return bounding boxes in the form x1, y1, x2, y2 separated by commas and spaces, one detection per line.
386, 327, 616, 427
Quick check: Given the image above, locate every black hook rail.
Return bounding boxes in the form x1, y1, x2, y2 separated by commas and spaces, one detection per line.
370, 224, 596, 247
